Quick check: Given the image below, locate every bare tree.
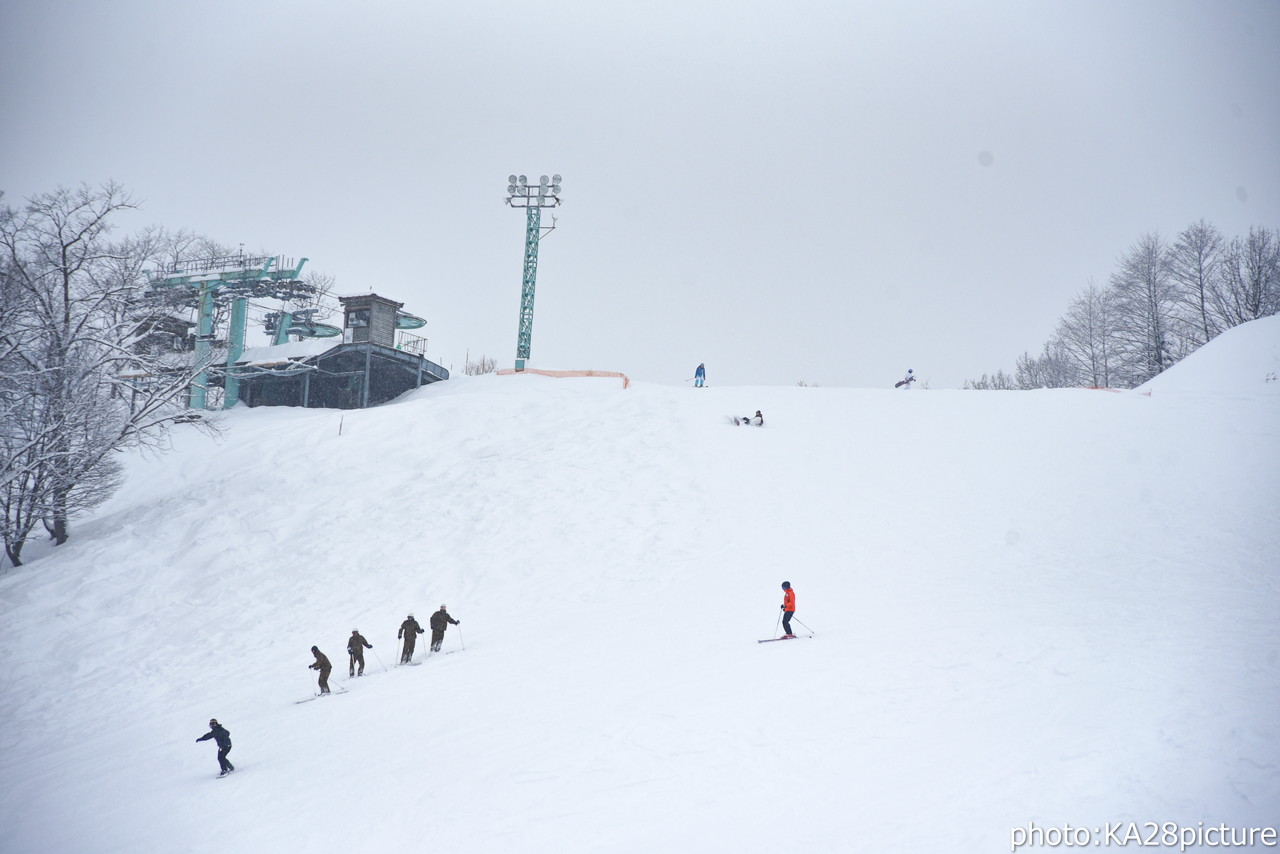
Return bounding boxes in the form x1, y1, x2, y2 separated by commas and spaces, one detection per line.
1014, 341, 1079, 389
0, 182, 216, 566
1109, 232, 1176, 385
1054, 281, 1118, 387
464, 354, 498, 376
1169, 220, 1224, 347
1210, 226, 1280, 329
963, 370, 1017, 390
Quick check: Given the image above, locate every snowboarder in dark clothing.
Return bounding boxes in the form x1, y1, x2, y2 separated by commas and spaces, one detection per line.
694, 363, 706, 388
309, 646, 332, 694
780, 581, 796, 638
398, 614, 424, 663
347, 630, 373, 677
736, 410, 764, 426
429, 605, 460, 652
196, 718, 234, 776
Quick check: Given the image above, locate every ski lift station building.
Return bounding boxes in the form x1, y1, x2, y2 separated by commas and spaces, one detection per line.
232, 293, 449, 410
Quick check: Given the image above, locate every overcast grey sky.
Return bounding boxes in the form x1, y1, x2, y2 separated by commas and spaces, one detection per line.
3, 0, 1277, 388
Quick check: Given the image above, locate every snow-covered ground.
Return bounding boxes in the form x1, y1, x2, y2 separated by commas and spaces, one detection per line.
2, 318, 1278, 854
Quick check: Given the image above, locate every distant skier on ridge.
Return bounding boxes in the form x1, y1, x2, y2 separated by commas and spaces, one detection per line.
429, 605, 460, 653
895, 369, 916, 389
196, 718, 234, 777
398, 614, 424, 664
347, 629, 373, 677
780, 581, 796, 638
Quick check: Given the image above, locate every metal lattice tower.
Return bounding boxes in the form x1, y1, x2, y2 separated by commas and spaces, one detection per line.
147, 255, 312, 409
505, 174, 561, 370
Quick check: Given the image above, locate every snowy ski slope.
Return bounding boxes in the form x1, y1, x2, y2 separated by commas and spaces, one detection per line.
1, 317, 1278, 854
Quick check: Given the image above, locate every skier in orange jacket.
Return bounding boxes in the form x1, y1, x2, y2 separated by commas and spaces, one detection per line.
780, 582, 796, 638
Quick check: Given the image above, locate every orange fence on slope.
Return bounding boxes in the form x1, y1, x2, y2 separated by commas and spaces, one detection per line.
1084, 387, 1152, 396
496, 368, 631, 389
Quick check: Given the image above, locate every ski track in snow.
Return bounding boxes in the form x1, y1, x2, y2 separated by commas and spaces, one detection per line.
1, 317, 1278, 853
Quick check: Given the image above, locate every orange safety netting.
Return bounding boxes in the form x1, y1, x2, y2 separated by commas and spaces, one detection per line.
1083, 387, 1151, 396
496, 368, 631, 389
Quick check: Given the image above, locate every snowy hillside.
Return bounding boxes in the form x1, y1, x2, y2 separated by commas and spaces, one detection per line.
2, 320, 1278, 854
1139, 314, 1280, 394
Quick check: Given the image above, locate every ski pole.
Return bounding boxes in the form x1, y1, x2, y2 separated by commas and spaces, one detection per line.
457, 625, 465, 651
371, 647, 388, 672
793, 617, 817, 635
772, 610, 781, 637
397, 638, 404, 666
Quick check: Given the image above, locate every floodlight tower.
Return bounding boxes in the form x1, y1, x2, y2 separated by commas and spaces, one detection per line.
504, 173, 561, 371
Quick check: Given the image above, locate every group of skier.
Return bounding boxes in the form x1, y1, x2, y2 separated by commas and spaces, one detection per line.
396, 606, 460, 664
196, 605, 461, 777
196, 573, 804, 776
694, 362, 918, 423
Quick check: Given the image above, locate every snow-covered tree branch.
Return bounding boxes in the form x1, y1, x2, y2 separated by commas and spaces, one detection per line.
0, 182, 219, 566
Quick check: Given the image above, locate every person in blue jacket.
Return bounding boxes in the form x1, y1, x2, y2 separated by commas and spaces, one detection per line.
694, 363, 706, 388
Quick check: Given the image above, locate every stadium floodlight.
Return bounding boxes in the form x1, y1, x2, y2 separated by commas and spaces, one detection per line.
502, 172, 563, 372
504, 172, 562, 207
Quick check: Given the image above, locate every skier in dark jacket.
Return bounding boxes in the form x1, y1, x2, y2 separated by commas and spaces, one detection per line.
196, 718, 234, 776
429, 605, 460, 652
398, 614, 424, 663
694, 363, 706, 388
309, 646, 332, 694
347, 630, 373, 677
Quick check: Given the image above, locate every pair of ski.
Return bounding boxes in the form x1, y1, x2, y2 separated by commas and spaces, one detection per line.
757, 634, 813, 643
294, 686, 349, 704
401, 649, 461, 665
